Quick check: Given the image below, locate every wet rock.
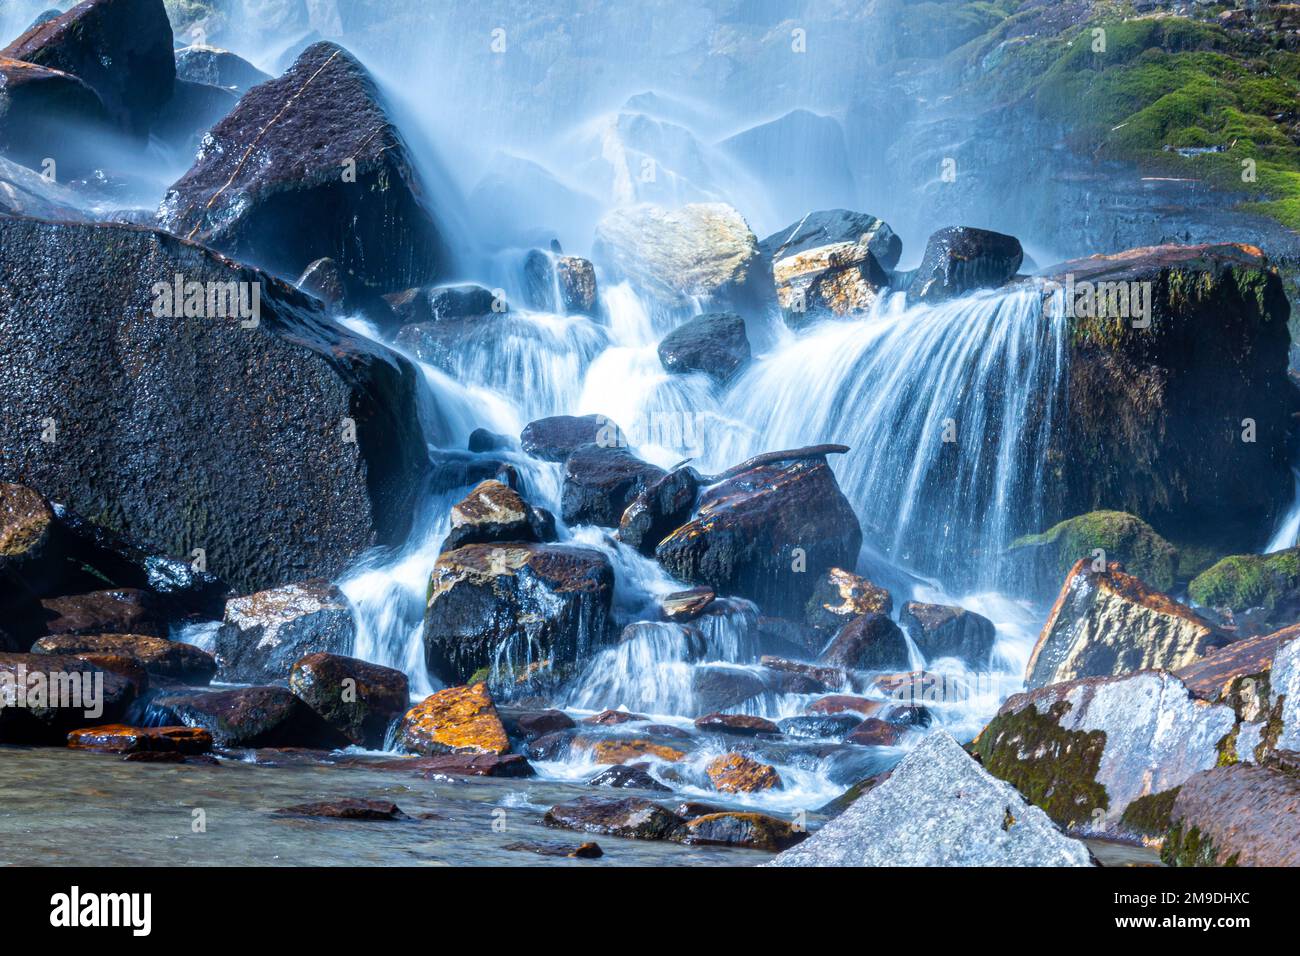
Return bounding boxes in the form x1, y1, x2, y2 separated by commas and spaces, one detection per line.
56, 653, 147, 695
1009, 511, 1178, 600
544, 796, 683, 841
760, 209, 902, 273
151, 686, 348, 749
693, 713, 780, 737
761, 657, 845, 693
674, 811, 806, 852
1188, 547, 1300, 635
0, 653, 136, 742
974, 671, 1237, 829
899, 602, 996, 669
805, 568, 892, 633
32, 634, 215, 685
174, 44, 270, 93
158, 41, 447, 298
805, 695, 883, 717
37, 590, 164, 638
883, 704, 934, 728
1043, 244, 1294, 557
556, 256, 598, 316
396, 682, 510, 756
275, 799, 409, 821
1027, 560, 1221, 689
911, 226, 1023, 303
706, 753, 783, 793
0, 217, 428, 596
592, 202, 773, 314
587, 738, 686, 765
1165, 764, 1300, 867
67, 724, 211, 754
441, 479, 553, 551
520, 415, 620, 462
0, 154, 89, 220
1174, 624, 1299, 704
416, 753, 534, 778
659, 587, 715, 622
499, 707, 575, 742
657, 312, 751, 384
818, 613, 910, 672
152, 78, 238, 156
588, 762, 671, 792
295, 257, 347, 309
845, 718, 904, 747
0, 55, 110, 176
468, 428, 512, 454
778, 714, 863, 739
0, 482, 56, 599
562, 444, 665, 528
691, 666, 768, 713
618, 467, 700, 555
582, 709, 648, 726
214, 582, 355, 685
656, 448, 861, 618
756, 620, 827, 660
2, 0, 175, 138
422, 543, 614, 686
289, 652, 409, 748
773, 235, 890, 329
644, 724, 692, 739
502, 840, 603, 859
769, 731, 1092, 866
525, 730, 576, 761
385, 284, 497, 326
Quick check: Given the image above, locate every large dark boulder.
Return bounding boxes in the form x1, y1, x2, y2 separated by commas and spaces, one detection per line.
152, 686, 350, 749
423, 543, 615, 686
561, 444, 666, 528
2, 0, 175, 138
899, 602, 996, 669
213, 581, 356, 684
657, 312, 751, 384
158, 41, 447, 297
151, 78, 238, 157
289, 652, 409, 748
31, 633, 216, 685
818, 613, 911, 672
0, 55, 110, 176
759, 209, 902, 272
911, 226, 1023, 303
0, 216, 428, 595
656, 447, 862, 617
618, 466, 700, 555
520, 415, 619, 462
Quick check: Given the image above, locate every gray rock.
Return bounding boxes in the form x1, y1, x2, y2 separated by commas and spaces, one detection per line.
768, 731, 1093, 866
214, 582, 355, 684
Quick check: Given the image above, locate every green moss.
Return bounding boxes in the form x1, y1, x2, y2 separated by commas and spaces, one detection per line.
1011, 510, 1177, 591
1119, 786, 1181, 838
973, 702, 1110, 829
1188, 547, 1300, 612
1161, 822, 1239, 867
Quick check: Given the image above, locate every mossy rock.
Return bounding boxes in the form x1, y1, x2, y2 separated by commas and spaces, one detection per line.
1188, 547, 1300, 616
1010, 510, 1177, 596
1119, 786, 1181, 839
1161, 821, 1240, 867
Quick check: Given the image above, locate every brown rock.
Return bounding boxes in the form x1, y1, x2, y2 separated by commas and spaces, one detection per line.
544, 796, 682, 840
673, 811, 807, 852
805, 568, 892, 631
818, 613, 910, 671
502, 840, 603, 858
32, 633, 215, 685
289, 652, 409, 748
805, 695, 885, 717
761, 656, 846, 692
1174, 624, 1300, 703
582, 709, 648, 725
275, 799, 409, 821
0, 652, 137, 743
37, 589, 163, 638
397, 682, 510, 756
499, 707, 576, 741
589, 738, 686, 764
152, 687, 349, 749
67, 724, 212, 754
660, 587, 716, 622
706, 753, 783, 793
693, 713, 780, 737
441, 479, 549, 551
417, 753, 535, 778
844, 718, 904, 747
1168, 764, 1300, 866
899, 601, 996, 669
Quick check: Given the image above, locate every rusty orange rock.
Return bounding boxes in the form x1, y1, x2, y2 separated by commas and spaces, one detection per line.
589, 738, 685, 764
805, 695, 884, 717
706, 753, 783, 793
397, 682, 510, 755
67, 724, 213, 754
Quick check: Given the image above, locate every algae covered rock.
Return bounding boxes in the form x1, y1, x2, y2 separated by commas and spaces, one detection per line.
1009, 510, 1177, 599
1188, 547, 1300, 634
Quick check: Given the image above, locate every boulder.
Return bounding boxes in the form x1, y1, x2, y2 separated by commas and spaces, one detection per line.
151, 686, 349, 749
845, 717, 904, 747
1164, 764, 1300, 867
0, 154, 89, 221
498, 707, 575, 742
0, 55, 110, 176
1188, 547, 1300, 635
706, 753, 783, 793
768, 731, 1093, 866
773, 236, 890, 329
0, 217, 428, 596
0, 652, 136, 743
693, 713, 780, 737
0, 482, 57, 602
778, 713, 862, 739
562, 444, 666, 528
67, 724, 211, 754
544, 796, 682, 841
911, 226, 1023, 303
1026, 559, 1221, 689
818, 613, 910, 672
805, 695, 882, 717
173, 44, 270, 93
656, 312, 750, 384
592, 203, 773, 314
289, 652, 409, 748
656, 447, 862, 618
588, 763, 671, 792
31, 633, 215, 685
158, 42, 447, 297
502, 840, 602, 859
1009, 511, 1178, 601
581, 709, 648, 726
384, 284, 497, 326
151, 77, 238, 157
441, 479, 553, 552
759, 209, 902, 272
36, 589, 163, 638
214, 582, 355, 685
899, 602, 996, 669
756, 619, 827, 660
690, 665, 768, 713
520, 415, 619, 462
763, 658, 846, 692
618, 467, 700, 556
2, 0, 175, 138
396, 682, 510, 756
673, 812, 806, 852
555, 256, 598, 315
1042, 244, 1295, 557
805, 568, 891, 633
422, 543, 615, 686
974, 671, 1237, 829
587, 737, 686, 765
1173, 624, 1299, 705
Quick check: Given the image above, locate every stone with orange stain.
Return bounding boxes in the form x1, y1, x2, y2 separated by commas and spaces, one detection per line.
706, 753, 783, 793
67, 724, 212, 755
589, 738, 685, 765
805, 695, 884, 717
397, 682, 511, 756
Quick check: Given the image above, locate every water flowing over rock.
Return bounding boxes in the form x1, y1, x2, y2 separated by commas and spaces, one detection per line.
0, 55, 110, 175
618, 467, 700, 556
768, 731, 1093, 867
422, 543, 615, 686
158, 41, 447, 297
289, 652, 408, 748
656, 449, 862, 618
214, 582, 356, 685
592, 202, 773, 314
2, 0, 175, 138
0, 217, 428, 595
899, 602, 995, 669
588, 763, 670, 792
911, 226, 1023, 303
1026, 559, 1221, 689
818, 613, 910, 672
656, 312, 751, 384
1166, 764, 1300, 866
975, 671, 1237, 829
